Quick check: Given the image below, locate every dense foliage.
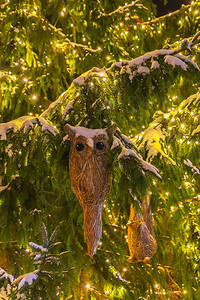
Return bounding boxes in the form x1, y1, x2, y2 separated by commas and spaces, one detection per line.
1, 0, 200, 299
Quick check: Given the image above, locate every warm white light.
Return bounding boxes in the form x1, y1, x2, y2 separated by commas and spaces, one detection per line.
86, 284, 90, 289
123, 268, 127, 272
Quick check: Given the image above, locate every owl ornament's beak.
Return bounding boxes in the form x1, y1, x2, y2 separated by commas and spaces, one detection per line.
86, 138, 94, 154
86, 138, 94, 148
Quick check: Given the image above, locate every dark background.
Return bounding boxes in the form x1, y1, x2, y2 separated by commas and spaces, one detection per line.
153, 0, 191, 16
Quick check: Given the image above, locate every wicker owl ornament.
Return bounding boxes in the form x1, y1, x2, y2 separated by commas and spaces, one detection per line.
64, 124, 113, 257
127, 190, 157, 262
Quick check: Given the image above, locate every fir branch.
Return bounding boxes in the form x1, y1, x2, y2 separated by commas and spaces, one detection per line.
14, 247, 24, 279
46, 23, 100, 53
142, 3, 191, 25
98, 1, 147, 18
41, 223, 48, 248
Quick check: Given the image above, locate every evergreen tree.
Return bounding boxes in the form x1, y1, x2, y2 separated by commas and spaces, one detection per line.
0, 0, 200, 299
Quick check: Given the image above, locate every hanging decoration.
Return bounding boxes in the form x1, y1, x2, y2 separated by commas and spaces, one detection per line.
64, 124, 113, 257
127, 190, 157, 262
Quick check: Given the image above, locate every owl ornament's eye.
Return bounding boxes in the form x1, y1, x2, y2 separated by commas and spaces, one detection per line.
96, 142, 105, 150
76, 143, 84, 151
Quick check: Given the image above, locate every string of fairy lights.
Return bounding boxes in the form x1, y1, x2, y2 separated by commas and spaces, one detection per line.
1, 0, 200, 298
1, 0, 200, 121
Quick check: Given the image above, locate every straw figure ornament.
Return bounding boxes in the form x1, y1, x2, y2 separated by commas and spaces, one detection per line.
64, 124, 113, 257
127, 190, 157, 262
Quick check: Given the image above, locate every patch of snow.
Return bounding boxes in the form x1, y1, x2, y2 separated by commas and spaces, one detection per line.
164, 55, 187, 70
184, 159, 200, 174
33, 254, 42, 261
73, 67, 107, 86
121, 134, 133, 145
0, 116, 33, 140
22, 118, 38, 133
175, 54, 199, 70
29, 242, 48, 252
138, 124, 176, 165
151, 60, 160, 69
73, 76, 85, 86
118, 147, 161, 178
66, 124, 108, 139
16, 271, 39, 290
5, 144, 13, 157
137, 66, 150, 74
111, 136, 122, 150
41, 124, 58, 136
111, 49, 179, 69
140, 160, 161, 178
41, 91, 67, 118
63, 100, 74, 118
0, 116, 57, 139
118, 148, 138, 160
0, 268, 14, 283
21, 117, 58, 136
